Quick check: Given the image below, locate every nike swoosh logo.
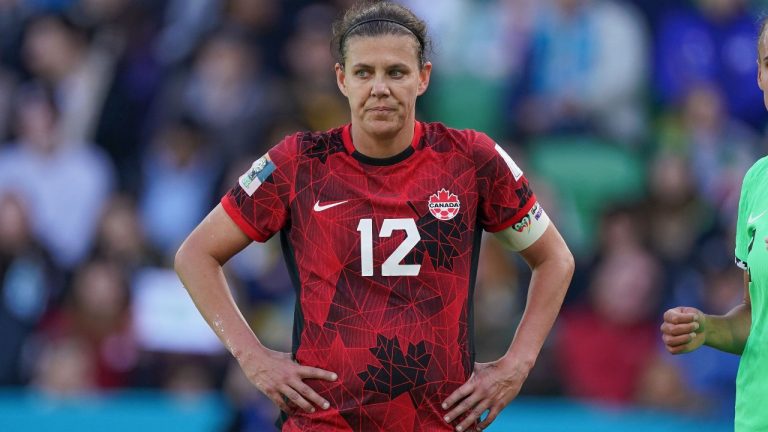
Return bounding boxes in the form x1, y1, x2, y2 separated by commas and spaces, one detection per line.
749, 210, 767, 224
313, 200, 349, 212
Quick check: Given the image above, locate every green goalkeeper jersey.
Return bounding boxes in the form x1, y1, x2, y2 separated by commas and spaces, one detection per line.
734, 156, 768, 431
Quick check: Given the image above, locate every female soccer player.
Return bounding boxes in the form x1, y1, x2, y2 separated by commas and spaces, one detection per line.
661, 17, 768, 432
175, 2, 574, 431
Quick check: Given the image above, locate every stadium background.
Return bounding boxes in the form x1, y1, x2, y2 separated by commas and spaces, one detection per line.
0, 0, 762, 430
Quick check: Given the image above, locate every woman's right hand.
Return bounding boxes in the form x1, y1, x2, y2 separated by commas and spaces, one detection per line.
660, 306, 706, 354
239, 347, 338, 414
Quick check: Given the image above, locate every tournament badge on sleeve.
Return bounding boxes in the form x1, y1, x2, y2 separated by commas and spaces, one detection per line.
239, 154, 276, 196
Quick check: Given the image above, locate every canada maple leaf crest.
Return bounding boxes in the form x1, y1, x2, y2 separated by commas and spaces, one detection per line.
428, 188, 460, 221
357, 335, 432, 402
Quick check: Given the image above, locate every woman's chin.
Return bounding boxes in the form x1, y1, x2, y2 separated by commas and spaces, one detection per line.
362, 118, 403, 139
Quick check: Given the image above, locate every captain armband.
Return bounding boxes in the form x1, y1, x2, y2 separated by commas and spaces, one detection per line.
495, 202, 550, 251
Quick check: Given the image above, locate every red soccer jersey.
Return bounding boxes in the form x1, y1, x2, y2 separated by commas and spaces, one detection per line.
222, 121, 543, 431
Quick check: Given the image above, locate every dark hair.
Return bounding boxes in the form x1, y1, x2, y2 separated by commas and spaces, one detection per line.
331, 1, 431, 68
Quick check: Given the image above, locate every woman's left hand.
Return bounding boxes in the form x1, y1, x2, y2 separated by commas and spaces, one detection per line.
441, 358, 529, 431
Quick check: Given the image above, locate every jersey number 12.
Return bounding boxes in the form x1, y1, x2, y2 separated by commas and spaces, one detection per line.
357, 218, 421, 277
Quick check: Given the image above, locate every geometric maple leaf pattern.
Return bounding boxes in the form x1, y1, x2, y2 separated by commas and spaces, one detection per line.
221, 122, 537, 431
358, 335, 432, 400
407, 212, 467, 271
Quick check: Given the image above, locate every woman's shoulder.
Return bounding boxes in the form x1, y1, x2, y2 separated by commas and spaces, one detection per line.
420, 121, 494, 151
744, 155, 768, 183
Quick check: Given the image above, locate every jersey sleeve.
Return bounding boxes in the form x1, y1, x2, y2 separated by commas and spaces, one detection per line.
221, 135, 298, 242
472, 132, 550, 250
735, 161, 757, 270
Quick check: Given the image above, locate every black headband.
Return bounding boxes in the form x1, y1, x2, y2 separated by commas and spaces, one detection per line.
341, 18, 424, 52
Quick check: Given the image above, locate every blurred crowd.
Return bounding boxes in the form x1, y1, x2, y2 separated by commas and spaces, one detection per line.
0, 0, 764, 429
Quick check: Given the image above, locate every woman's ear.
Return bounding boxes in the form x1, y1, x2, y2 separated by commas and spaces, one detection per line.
417, 62, 432, 96
335, 63, 349, 97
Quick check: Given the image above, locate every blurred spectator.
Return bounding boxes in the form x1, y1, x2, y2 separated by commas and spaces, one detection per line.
0, 84, 115, 269
568, 203, 647, 302
556, 246, 663, 404
221, 0, 285, 75
1, 0, 72, 71
140, 116, 220, 261
404, 0, 536, 138
594, 203, 646, 256
93, 193, 160, 269
38, 258, 138, 389
654, 0, 767, 128
634, 352, 707, 414
31, 335, 95, 397
643, 153, 713, 267
656, 82, 758, 225
0, 191, 62, 385
510, 0, 648, 144
70, 0, 164, 193
21, 12, 116, 145
153, 0, 218, 66
282, 3, 349, 132
153, 28, 285, 160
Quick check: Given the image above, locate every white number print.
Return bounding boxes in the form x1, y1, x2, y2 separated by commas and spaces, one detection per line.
356, 218, 421, 277
357, 219, 374, 277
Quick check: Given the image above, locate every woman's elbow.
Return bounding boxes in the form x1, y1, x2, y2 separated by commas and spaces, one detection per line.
174, 238, 194, 278
561, 249, 575, 279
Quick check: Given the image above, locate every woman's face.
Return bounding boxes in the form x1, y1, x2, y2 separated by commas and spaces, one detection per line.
335, 34, 431, 141
758, 31, 768, 111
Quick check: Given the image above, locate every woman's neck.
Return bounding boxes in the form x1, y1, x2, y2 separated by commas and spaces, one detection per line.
350, 121, 415, 158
